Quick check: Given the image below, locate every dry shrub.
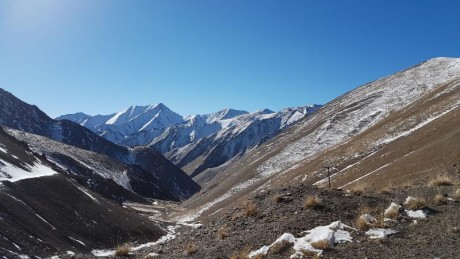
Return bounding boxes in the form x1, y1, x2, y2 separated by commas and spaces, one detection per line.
230, 247, 250, 259
303, 195, 322, 209
311, 239, 330, 250
355, 216, 371, 231
272, 194, 283, 203
217, 226, 230, 240
355, 213, 378, 231
115, 245, 130, 257
184, 243, 198, 255
269, 240, 292, 254
453, 189, 460, 200
434, 194, 447, 204
429, 174, 453, 186
380, 187, 392, 195
404, 197, 426, 210
384, 207, 400, 219
350, 182, 367, 195
301, 249, 318, 256
242, 200, 258, 217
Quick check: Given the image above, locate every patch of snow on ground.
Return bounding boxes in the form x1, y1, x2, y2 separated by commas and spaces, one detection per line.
0, 145, 7, 153
405, 209, 428, 218
68, 236, 86, 246
249, 221, 353, 258
91, 225, 178, 256
0, 161, 58, 182
365, 228, 398, 239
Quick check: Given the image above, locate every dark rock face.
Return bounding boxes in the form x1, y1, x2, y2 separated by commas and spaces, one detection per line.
0, 129, 164, 258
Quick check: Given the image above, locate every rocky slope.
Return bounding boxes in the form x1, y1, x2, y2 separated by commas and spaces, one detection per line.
178, 57, 460, 222
0, 127, 164, 258
0, 88, 200, 201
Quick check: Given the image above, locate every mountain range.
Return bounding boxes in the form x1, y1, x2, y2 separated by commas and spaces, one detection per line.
58, 101, 321, 182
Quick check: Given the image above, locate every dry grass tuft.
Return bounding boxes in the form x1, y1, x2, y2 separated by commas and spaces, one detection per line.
184, 243, 198, 255
311, 239, 331, 250
229, 246, 252, 259
429, 175, 453, 186
242, 200, 258, 217
453, 189, 460, 200
303, 195, 322, 210
350, 182, 367, 195
404, 197, 426, 210
384, 207, 400, 219
434, 194, 447, 204
115, 245, 131, 257
301, 249, 318, 256
272, 194, 284, 203
355, 216, 371, 231
269, 240, 293, 254
217, 226, 230, 240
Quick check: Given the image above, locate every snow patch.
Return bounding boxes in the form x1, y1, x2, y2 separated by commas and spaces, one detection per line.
365, 228, 398, 239
0, 161, 58, 182
405, 209, 429, 218
249, 221, 353, 258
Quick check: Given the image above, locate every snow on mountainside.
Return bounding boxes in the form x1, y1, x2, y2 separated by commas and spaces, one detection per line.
158, 105, 321, 179
59, 103, 321, 179
0, 89, 200, 201
58, 104, 184, 144
179, 57, 460, 221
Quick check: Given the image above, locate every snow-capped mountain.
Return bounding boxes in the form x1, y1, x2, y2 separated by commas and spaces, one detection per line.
153, 105, 321, 179
59, 103, 321, 179
0, 88, 200, 201
58, 104, 184, 144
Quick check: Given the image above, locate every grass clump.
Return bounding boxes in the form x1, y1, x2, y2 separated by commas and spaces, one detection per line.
453, 189, 460, 201
184, 243, 198, 255
355, 213, 377, 231
434, 194, 447, 204
115, 245, 131, 257
404, 197, 426, 210
429, 174, 453, 186
242, 200, 258, 217
269, 240, 293, 254
350, 182, 367, 195
384, 202, 402, 219
272, 194, 284, 203
229, 246, 251, 259
217, 226, 230, 240
311, 239, 331, 250
303, 195, 322, 210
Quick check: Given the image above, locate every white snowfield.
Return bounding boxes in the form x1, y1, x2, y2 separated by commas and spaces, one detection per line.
91, 225, 178, 257
0, 160, 58, 182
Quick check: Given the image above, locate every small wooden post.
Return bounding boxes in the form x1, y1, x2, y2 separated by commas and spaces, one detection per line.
326, 166, 331, 188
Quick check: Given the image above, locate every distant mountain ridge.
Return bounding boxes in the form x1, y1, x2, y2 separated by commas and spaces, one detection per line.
58, 103, 322, 180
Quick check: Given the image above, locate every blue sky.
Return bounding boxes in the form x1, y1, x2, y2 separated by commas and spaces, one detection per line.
1, 0, 459, 117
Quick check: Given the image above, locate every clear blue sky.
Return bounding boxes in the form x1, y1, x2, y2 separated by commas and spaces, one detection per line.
1, 0, 459, 117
